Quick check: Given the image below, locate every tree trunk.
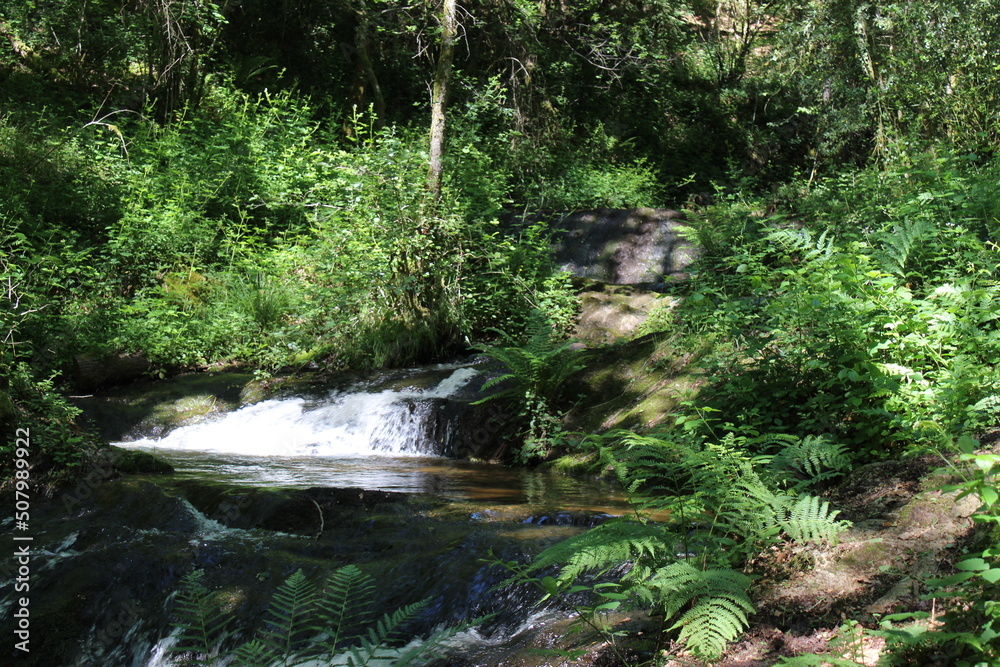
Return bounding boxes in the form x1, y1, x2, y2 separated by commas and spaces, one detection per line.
427, 0, 457, 199
345, 0, 386, 136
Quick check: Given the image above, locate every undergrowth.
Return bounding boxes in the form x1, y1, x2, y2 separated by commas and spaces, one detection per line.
474, 309, 586, 461
504, 424, 853, 661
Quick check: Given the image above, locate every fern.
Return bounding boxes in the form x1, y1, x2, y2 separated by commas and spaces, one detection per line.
765, 434, 853, 491
528, 518, 676, 585
768, 228, 836, 266
313, 564, 376, 652
779, 494, 851, 544
167, 566, 465, 667
344, 599, 431, 666
526, 426, 854, 659
474, 308, 585, 404
607, 429, 852, 556
474, 309, 586, 460
230, 639, 273, 666
775, 620, 875, 666
876, 218, 936, 282
169, 570, 232, 665
257, 569, 317, 662
644, 561, 755, 660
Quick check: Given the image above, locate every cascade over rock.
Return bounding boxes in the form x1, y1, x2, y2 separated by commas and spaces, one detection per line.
74, 364, 512, 461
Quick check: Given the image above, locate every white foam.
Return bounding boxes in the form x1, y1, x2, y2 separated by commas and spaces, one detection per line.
118, 367, 478, 458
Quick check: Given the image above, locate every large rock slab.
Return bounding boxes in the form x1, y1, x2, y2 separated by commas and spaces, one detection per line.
550, 207, 698, 284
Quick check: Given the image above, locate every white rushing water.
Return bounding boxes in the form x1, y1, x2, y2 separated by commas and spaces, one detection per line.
116, 366, 479, 458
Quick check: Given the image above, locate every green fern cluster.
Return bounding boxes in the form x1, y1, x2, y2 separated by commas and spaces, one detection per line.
612, 430, 851, 557
169, 565, 469, 666
522, 427, 852, 660
475, 308, 585, 405
474, 308, 586, 460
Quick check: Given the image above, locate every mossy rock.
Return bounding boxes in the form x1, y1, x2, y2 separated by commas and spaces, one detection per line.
574, 280, 677, 345
107, 446, 174, 475
547, 450, 605, 476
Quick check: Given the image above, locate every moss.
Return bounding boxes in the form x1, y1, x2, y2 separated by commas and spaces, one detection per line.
108, 446, 174, 475
838, 539, 894, 570
564, 333, 703, 433
547, 450, 604, 475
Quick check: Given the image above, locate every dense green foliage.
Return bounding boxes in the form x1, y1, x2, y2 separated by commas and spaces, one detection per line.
5, 0, 1000, 662
6, 0, 1000, 384
655, 152, 1000, 455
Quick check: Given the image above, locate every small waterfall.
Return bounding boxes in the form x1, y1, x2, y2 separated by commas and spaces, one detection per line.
119, 367, 479, 458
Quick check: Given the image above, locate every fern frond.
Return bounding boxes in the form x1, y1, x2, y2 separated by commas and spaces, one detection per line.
345, 599, 432, 667
780, 494, 851, 544
169, 570, 231, 664
643, 561, 754, 659
876, 218, 935, 280
675, 595, 752, 659
230, 638, 276, 666
313, 564, 376, 651
766, 434, 852, 491
392, 618, 483, 666
258, 569, 317, 660
768, 228, 836, 266
529, 519, 674, 587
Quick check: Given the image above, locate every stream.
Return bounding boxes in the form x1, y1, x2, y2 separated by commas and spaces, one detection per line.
1, 364, 634, 666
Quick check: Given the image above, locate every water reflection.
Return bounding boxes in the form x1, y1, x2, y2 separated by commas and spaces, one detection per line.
125, 446, 633, 515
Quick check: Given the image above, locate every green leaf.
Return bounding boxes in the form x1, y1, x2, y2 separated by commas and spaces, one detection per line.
958, 435, 979, 454
956, 558, 990, 571
928, 571, 977, 586
980, 569, 1000, 584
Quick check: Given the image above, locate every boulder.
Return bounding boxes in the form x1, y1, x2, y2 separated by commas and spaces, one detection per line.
550, 207, 698, 284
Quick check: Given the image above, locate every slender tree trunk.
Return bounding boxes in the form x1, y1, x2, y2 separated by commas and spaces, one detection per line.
357, 1, 386, 124
427, 0, 457, 199
345, 0, 386, 136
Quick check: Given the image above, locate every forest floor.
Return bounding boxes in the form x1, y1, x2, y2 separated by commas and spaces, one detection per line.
702, 452, 980, 667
